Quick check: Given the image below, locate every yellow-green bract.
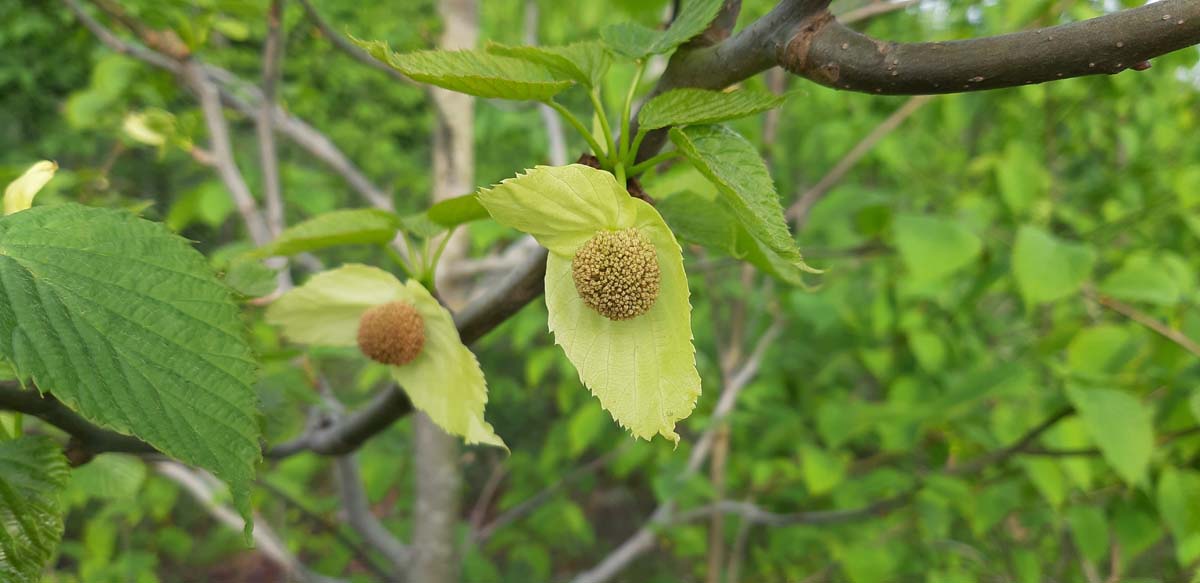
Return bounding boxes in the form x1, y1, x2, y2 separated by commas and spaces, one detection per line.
266, 265, 505, 448
3, 160, 56, 216
478, 164, 700, 444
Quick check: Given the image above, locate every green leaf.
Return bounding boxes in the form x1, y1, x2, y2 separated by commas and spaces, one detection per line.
0, 205, 260, 532
1067, 387, 1153, 485
892, 214, 982, 280
354, 40, 573, 100
600, 0, 724, 59
482, 165, 700, 443
1067, 504, 1109, 563
1157, 468, 1200, 540
0, 435, 70, 582
638, 89, 786, 131
657, 190, 809, 286
1012, 225, 1095, 306
65, 453, 146, 505
670, 125, 815, 273
1100, 256, 1181, 306
800, 444, 846, 496
427, 193, 490, 228
486, 41, 611, 88
1066, 325, 1135, 377
267, 265, 504, 447
252, 208, 403, 258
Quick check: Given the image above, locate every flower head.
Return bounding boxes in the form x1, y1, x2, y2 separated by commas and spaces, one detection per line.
266, 264, 505, 448
478, 164, 700, 443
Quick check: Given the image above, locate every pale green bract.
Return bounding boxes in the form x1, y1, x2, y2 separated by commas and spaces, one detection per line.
3, 161, 56, 216
478, 165, 700, 443
353, 38, 573, 101
0, 204, 260, 536
638, 89, 786, 131
0, 436, 69, 583
266, 265, 505, 448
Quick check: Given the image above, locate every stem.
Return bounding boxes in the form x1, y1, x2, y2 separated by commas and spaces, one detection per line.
614, 163, 626, 187
384, 238, 417, 279
546, 100, 608, 163
588, 89, 616, 163
618, 61, 646, 164
628, 128, 649, 163
629, 150, 680, 176
428, 226, 459, 283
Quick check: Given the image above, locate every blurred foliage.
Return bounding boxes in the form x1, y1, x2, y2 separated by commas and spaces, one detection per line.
4, 0, 1200, 581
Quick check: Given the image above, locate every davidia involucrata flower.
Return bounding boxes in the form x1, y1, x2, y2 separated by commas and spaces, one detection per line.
479, 164, 700, 443
267, 264, 505, 448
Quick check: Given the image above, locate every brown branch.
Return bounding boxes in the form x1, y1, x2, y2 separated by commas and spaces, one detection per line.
0, 382, 157, 458
258, 0, 288, 238
784, 0, 1200, 95
787, 94, 933, 227
1085, 289, 1200, 358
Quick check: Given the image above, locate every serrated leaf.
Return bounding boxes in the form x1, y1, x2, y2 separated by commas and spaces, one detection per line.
266, 265, 504, 447
0, 436, 69, 583
600, 0, 724, 59
671, 124, 815, 273
252, 208, 403, 258
0, 205, 260, 532
1012, 225, 1095, 306
657, 190, 809, 286
4, 161, 57, 216
1067, 387, 1153, 486
427, 193, 490, 228
486, 41, 611, 88
480, 165, 701, 443
639, 89, 786, 131
354, 39, 573, 100
892, 214, 982, 280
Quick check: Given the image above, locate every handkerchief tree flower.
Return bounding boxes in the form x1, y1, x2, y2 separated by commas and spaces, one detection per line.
266, 264, 506, 448
480, 164, 700, 443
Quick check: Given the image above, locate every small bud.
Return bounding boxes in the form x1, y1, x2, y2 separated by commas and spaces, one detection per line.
356, 301, 425, 366
572, 228, 661, 321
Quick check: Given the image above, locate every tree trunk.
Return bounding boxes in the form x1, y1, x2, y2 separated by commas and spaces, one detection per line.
409, 1, 478, 582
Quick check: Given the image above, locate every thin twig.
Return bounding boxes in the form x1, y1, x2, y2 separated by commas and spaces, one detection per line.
258, 0, 287, 239
333, 455, 410, 573
837, 0, 921, 25
295, 0, 416, 87
787, 95, 935, 229
1086, 289, 1200, 358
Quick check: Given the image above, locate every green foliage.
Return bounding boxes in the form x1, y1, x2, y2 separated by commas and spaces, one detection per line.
600, 0, 723, 59
0, 205, 261, 533
251, 208, 403, 258
892, 214, 982, 280
638, 88, 786, 131
355, 41, 575, 100
671, 124, 815, 273
1067, 387, 1153, 486
486, 41, 612, 88
0, 436, 69, 582
1011, 225, 1095, 306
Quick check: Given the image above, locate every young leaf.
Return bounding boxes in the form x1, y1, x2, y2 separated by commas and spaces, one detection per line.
670, 124, 816, 273
427, 193, 490, 228
267, 265, 504, 447
486, 41, 611, 88
0, 205, 261, 532
0, 436, 69, 583
354, 39, 573, 100
479, 165, 701, 443
892, 214, 982, 280
600, 0, 725, 59
1012, 225, 1095, 306
638, 89, 786, 131
657, 190, 809, 286
252, 208, 403, 258
1067, 387, 1153, 486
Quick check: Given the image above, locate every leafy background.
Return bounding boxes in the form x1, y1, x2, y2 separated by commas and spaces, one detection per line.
3, 0, 1200, 581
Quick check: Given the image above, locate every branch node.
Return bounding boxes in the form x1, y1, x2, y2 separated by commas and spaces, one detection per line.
780, 11, 836, 82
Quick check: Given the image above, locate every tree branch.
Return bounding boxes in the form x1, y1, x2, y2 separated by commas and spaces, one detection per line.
295, 0, 417, 87
258, 0, 288, 239
784, 0, 1200, 94
0, 382, 157, 457
333, 455, 410, 573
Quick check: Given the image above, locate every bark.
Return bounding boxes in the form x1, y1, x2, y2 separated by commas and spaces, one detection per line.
409, 1, 479, 582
